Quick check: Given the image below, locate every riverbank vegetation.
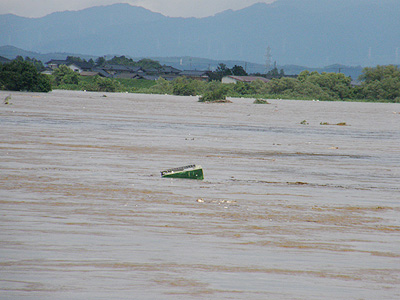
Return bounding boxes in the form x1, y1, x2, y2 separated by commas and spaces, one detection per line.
146, 65, 400, 103
1, 59, 399, 103
0, 59, 51, 92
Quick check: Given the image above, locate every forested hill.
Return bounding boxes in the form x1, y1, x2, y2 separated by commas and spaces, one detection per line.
1, 0, 399, 67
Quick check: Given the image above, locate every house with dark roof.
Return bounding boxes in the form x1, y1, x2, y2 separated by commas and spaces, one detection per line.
89, 68, 112, 78
43, 57, 188, 81
113, 72, 144, 79
114, 67, 145, 79
45, 60, 93, 73
179, 70, 210, 81
102, 65, 145, 78
145, 66, 181, 80
143, 68, 159, 75
68, 61, 93, 73
102, 64, 131, 74
141, 75, 161, 81
80, 70, 111, 78
46, 59, 69, 70
158, 66, 182, 75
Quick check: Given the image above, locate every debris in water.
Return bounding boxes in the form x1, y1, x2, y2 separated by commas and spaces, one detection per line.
4, 95, 11, 105
300, 120, 309, 125
161, 164, 204, 180
320, 122, 348, 126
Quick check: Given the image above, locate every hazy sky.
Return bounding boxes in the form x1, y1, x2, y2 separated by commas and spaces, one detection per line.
0, 0, 276, 18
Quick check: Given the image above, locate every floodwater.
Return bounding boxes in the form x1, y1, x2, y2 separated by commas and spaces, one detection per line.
1, 90, 399, 300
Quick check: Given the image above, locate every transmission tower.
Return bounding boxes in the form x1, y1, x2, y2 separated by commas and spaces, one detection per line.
265, 46, 272, 72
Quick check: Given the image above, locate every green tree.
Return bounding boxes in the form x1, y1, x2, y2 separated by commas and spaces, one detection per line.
95, 57, 106, 67
233, 81, 255, 95
297, 70, 310, 82
136, 58, 162, 69
172, 77, 197, 96
0, 60, 51, 92
231, 65, 247, 76
107, 55, 135, 66
96, 77, 119, 92
14, 56, 24, 62
268, 77, 298, 94
292, 81, 328, 99
359, 65, 400, 83
66, 56, 83, 63
250, 79, 269, 95
359, 65, 400, 100
25, 57, 45, 72
52, 65, 79, 85
199, 81, 228, 102
150, 77, 173, 94
304, 71, 352, 100
209, 63, 232, 81
215, 63, 231, 74
266, 67, 280, 78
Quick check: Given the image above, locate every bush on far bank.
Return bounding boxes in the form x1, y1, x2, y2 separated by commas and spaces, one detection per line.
199, 81, 229, 102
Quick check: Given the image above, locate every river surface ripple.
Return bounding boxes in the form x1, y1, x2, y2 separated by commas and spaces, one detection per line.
1, 90, 400, 299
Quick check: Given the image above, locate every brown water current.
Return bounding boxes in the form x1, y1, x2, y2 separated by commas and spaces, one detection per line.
1, 90, 400, 299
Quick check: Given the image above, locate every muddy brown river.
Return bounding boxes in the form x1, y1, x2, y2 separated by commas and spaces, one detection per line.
1, 90, 399, 299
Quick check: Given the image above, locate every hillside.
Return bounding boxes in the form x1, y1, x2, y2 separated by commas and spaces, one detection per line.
1, 0, 399, 67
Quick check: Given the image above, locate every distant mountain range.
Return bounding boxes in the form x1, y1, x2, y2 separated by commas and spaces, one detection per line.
1, 0, 399, 70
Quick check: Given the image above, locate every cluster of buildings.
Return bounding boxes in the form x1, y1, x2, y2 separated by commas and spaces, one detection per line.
1, 55, 272, 84
44, 59, 271, 84
44, 59, 212, 81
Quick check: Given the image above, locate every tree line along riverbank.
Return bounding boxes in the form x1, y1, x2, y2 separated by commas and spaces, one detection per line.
1, 59, 399, 103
